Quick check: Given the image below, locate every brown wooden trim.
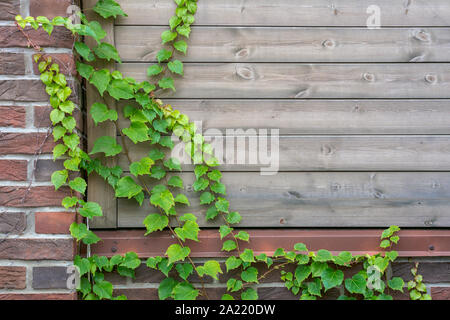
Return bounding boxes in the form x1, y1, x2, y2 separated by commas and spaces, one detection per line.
88, 229, 450, 258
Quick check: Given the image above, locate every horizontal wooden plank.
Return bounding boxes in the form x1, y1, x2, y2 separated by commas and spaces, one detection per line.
117, 100, 450, 135
117, 63, 450, 99
116, 27, 450, 63
117, 172, 450, 228
116, 0, 450, 27
118, 136, 450, 171
89, 229, 450, 257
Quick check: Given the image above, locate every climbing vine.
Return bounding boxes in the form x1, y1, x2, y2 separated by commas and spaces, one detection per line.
15, 0, 430, 301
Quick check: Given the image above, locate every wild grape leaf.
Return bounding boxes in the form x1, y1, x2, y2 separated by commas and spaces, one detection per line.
90, 136, 122, 156
69, 177, 87, 194
158, 77, 176, 91
168, 60, 183, 75
93, 0, 128, 19
115, 176, 143, 199
151, 189, 175, 213
197, 260, 222, 280
321, 268, 344, 292
90, 102, 118, 125
173, 40, 187, 55
241, 267, 258, 283
78, 201, 103, 219
107, 79, 134, 100
89, 69, 110, 96
166, 244, 190, 265
93, 42, 121, 62
172, 282, 199, 300
122, 122, 149, 144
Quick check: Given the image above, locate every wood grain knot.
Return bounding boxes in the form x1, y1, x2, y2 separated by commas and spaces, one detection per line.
321, 145, 335, 155
363, 72, 375, 82
425, 74, 437, 84
413, 30, 431, 42
235, 66, 255, 80
322, 39, 335, 49
235, 48, 250, 58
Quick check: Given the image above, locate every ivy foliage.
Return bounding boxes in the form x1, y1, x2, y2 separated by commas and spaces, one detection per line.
16, 0, 429, 301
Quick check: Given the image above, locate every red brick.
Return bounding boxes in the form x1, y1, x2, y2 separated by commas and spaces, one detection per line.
0, 293, 77, 300
0, 186, 70, 207
0, 0, 20, 20
30, 0, 74, 20
32, 53, 76, 76
0, 212, 26, 234
431, 287, 450, 300
35, 212, 77, 234
0, 80, 48, 102
0, 53, 25, 75
0, 106, 26, 128
0, 267, 26, 289
0, 26, 73, 48
34, 105, 82, 128
0, 160, 27, 181
0, 133, 55, 155
0, 238, 75, 260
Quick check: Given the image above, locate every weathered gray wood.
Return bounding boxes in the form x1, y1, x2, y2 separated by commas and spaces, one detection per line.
117, 63, 450, 99
117, 99, 450, 135
118, 172, 450, 228
86, 0, 117, 228
116, 27, 450, 63
118, 135, 450, 171
116, 0, 450, 27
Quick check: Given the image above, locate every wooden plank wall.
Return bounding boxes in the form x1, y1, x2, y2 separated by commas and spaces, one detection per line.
102, 0, 450, 228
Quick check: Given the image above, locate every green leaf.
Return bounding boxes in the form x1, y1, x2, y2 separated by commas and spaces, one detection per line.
219, 225, 233, 239
148, 148, 165, 161
311, 262, 328, 277
294, 243, 308, 252
63, 134, 80, 151
74, 42, 95, 62
93, 0, 128, 19
69, 222, 100, 245
62, 196, 78, 209
197, 260, 222, 280
241, 267, 258, 283
175, 264, 194, 281
207, 170, 222, 181
227, 278, 243, 292
241, 288, 258, 300
205, 206, 219, 220
173, 40, 187, 54
89, 69, 111, 96
90, 136, 122, 156
156, 49, 172, 63
78, 201, 103, 219
194, 165, 208, 179
381, 225, 400, 239
57, 86, 72, 102
107, 79, 135, 100
333, 251, 353, 266
159, 136, 175, 149
69, 177, 87, 194
176, 24, 191, 38
222, 240, 237, 252
172, 282, 199, 300
130, 157, 154, 176
93, 42, 121, 62
63, 157, 80, 171
385, 250, 399, 262
52, 126, 66, 141
51, 170, 68, 190
215, 197, 229, 213
307, 278, 323, 297
388, 277, 404, 292
53, 73, 67, 87
50, 109, 64, 124
199, 192, 215, 205
193, 177, 209, 192
161, 30, 178, 44
236, 231, 250, 242
62, 116, 76, 131
175, 220, 199, 242
240, 248, 255, 263
168, 176, 184, 188
174, 193, 190, 206
225, 256, 242, 272
321, 268, 344, 292
380, 239, 391, 248
210, 182, 226, 195
169, 16, 182, 30
410, 289, 421, 300
115, 176, 143, 199
186, 1, 197, 13
158, 77, 176, 91
294, 265, 311, 284
151, 189, 175, 213
226, 211, 241, 224
164, 158, 181, 171
168, 60, 183, 75
150, 165, 166, 180
121, 252, 141, 269
93, 281, 113, 300
53, 144, 68, 159
315, 249, 333, 262
147, 65, 164, 77
166, 244, 190, 265
345, 274, 367, 294
76, 62, 94, 79
143, 214, 169, 235
122, 122, 149, 143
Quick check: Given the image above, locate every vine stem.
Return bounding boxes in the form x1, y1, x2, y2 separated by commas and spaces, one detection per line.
242, 261, 291, 288
111, 103, 210, 300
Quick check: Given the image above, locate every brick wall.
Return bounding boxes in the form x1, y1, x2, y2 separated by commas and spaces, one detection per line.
0, 0, 78, 300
